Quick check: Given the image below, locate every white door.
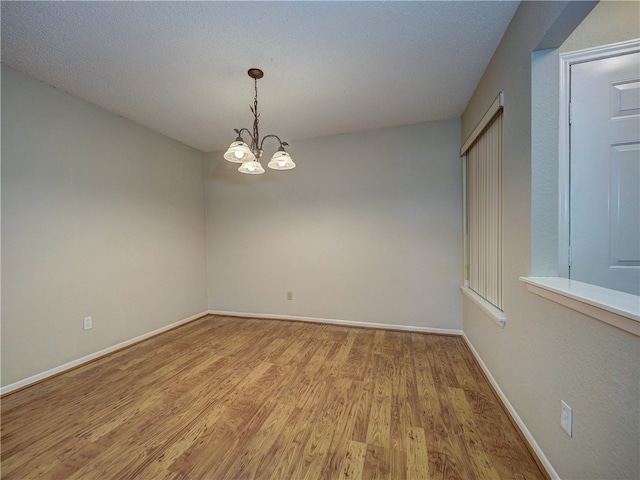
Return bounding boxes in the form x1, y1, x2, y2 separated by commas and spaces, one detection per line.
570, 51, 640, 295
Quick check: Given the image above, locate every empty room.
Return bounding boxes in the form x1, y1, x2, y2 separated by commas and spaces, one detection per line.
1, 1, 639, 479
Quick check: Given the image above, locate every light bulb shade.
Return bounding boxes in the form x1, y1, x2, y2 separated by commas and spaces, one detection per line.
267, 150, 296, 170
224, 141, 256, 163
238, 160, 265, 175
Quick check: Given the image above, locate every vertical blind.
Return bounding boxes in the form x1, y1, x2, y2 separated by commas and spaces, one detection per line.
465, 109, 503, 310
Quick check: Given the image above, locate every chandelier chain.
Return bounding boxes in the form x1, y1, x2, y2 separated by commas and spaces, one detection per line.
252, 78, 260, 150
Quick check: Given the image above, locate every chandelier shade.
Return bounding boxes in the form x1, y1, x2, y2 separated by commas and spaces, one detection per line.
238, 160, 265, 175
224, 141, 255, 163
224, 68, 295, 175
267, 150, 296, 170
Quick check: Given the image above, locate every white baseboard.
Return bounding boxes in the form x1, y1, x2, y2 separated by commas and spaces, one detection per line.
461, 333, 559, 480
1, 311, 210, 396
208, 310, 463, 336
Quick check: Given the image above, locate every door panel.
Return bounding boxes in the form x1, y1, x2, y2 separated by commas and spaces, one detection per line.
610, 143, 639, 268
570, 51, 640, 295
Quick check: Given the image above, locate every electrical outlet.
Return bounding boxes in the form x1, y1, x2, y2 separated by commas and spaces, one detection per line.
83, 316, 93, 331
287, 291, 293, 301
560, 400, 573, 437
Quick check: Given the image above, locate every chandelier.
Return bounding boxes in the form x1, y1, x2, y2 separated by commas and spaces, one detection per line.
223, 68, 295, 174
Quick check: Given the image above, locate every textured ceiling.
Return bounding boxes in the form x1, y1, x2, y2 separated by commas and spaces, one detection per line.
1, 1, 519, 152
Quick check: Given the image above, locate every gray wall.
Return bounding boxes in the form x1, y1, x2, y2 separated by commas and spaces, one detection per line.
462, 2, 640, 479
206, 119, 463, 330
1, 65, 208, 386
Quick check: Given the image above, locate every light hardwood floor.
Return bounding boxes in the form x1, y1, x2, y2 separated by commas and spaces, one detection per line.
1, 315, 546, 479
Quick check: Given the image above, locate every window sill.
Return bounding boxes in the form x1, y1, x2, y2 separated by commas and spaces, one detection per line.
460, 285, 506, 328
520, 277, 640, 337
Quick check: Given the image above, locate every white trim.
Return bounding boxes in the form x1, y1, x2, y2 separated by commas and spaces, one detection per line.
561, 38, 640, 65
462, 333, 560, 480
558, 39, 640, 277
558, 50, 571, 278
460, 91, 504, 155
460, 286, 506, 328
1, 311, 210, 396
208, 310, 463, 336
520, 277, 640, 337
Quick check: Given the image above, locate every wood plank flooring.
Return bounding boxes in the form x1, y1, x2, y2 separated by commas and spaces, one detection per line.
1, 315, 546, 479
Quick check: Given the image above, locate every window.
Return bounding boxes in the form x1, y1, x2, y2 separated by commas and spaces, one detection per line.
461, 92, 505, 325
559, 43, 639, 296
524, 41, 639, 337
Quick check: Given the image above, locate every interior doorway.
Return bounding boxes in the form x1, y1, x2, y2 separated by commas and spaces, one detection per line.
563, 42, 640, 295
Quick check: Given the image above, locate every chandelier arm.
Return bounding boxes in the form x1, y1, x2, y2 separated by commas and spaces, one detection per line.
235, 127, 256, 146
259, 134, 289, 151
